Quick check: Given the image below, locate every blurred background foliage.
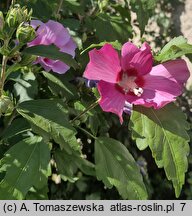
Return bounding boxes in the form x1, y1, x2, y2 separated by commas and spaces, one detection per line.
0, 0, 191, 200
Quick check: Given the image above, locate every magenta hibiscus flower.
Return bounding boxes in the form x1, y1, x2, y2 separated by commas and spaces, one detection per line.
28, 20, 76, 74
83, 42, 190, 123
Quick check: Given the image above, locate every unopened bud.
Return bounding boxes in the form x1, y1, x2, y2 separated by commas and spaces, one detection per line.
6, 4, 31, 28
0, 95, 14, 116
19, 54, 37, 66
16, 24, 36, 44
98, 0, 109, 12
6, 6, 23, 28
23, 8, 32, 19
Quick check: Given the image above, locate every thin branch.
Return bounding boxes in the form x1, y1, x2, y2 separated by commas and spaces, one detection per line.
56, 0, 63, 18
75, 125, 97, 140
70, 99, 99, 124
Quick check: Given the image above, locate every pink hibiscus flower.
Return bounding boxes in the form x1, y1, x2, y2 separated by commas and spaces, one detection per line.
83, 42, 190, 123
28, 20, 76, 74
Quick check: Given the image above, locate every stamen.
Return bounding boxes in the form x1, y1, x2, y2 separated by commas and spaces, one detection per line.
117, 72, 143, 96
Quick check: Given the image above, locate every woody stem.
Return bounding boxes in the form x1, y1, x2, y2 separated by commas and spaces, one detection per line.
0, 56, 8, 97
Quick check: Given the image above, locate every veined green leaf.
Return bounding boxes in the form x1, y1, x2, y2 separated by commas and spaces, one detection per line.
94, 13, 132, 43
155, 36, 192, 62
95, 137, 148, 200
130, 0, 155, 35
26, 186, 49, 200
41, 71, 78, 100
80, 40, 122, 55
63, 0, 85, 14
1, 118, 31, 140
5, 64, 23, 79
129, 103, 190, 197
54, 149, 95, 182
17, 99, 79, 151
0, 136, 51, 200
23, 45, 78, 69
12, 71, 38, 103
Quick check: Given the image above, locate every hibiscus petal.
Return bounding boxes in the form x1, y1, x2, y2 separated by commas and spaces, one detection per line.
51, 61, 70, 74
37, 57, 69, 74
36, 58, 51, 72
83, 44, 121, 83
28, 21, 47, 47
98, 80, 125, 123
130, 42, 153, 76
60, 38, 77, 57
121, 42, 140, 71
129, 59, 190, 108
30, 20, 44, 29
44, 20, 70, 47
146, 59, 190, 86
29, 20, 72, 48
125, 89, 168, 109
124, 89, 175, 109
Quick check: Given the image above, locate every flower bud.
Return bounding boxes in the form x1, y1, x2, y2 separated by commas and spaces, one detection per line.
19, 54, 37, 66
98, 0, 109, 12
0, 95, 14, 116
85, 79, 98, 88
16, 24, 36, 44
0, 11, 4, 31
6, 5, 31, 28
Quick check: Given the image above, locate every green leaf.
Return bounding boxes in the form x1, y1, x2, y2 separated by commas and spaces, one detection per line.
23, 45, 78, 69
111, 3, 131, 21
41, 71, 78, 100
94, 13, 132, 43
62, 19, 80, 31
63, 0, 85, 14
54, 149, 95, 182
17, 99, 79, 151
1, 118, 31, 140
80, 40, 122, 55
0, 136, 50, 199
12, 71, 38, 103
95, 137, 148, 199
130, 0, 155, 35
155, 36, 192, 62
129, 103, 190, 197
19, 0, 56, 19
88, 114, 99, 136
5, 63, 23, 79
26, 186, 49, 200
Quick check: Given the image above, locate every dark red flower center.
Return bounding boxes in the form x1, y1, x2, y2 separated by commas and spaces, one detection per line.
116, 68, 144, 96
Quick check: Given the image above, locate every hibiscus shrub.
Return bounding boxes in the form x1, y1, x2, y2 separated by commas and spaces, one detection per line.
0, 0, 192, 200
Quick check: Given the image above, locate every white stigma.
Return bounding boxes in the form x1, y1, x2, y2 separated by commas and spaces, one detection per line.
133, 87, 143, 97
